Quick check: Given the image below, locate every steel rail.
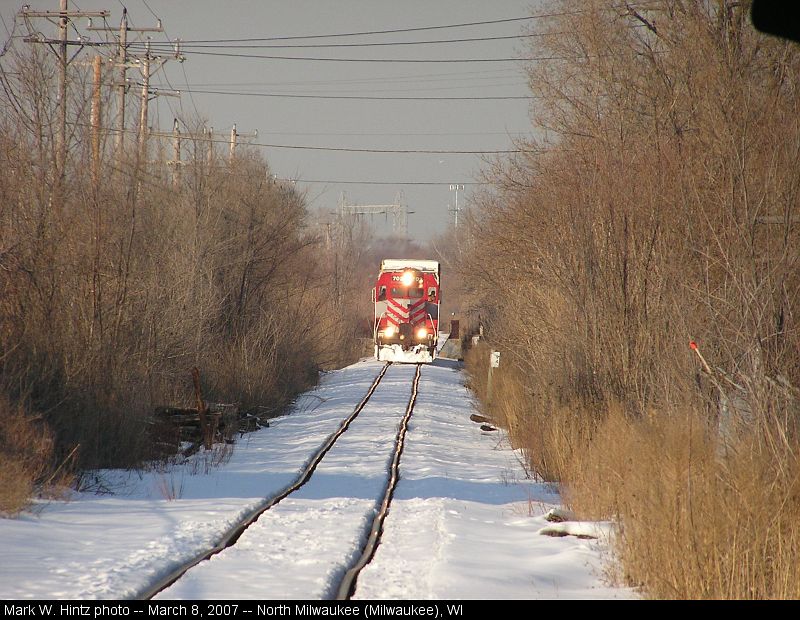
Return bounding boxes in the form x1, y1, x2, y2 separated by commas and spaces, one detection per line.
137, 361, 392, 600
335, 363, 422, 600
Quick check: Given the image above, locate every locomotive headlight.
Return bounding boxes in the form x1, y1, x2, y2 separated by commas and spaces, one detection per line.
416, 327, 428, 339
400, 271, 414, 287
383, 325, 396, 337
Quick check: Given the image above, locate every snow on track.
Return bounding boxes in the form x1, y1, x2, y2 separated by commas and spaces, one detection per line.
0, 360, 389, 600
156, 363, 419, 600
0, 358, 633, 600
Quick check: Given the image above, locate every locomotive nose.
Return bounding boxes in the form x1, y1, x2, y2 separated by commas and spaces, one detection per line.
399, 322, 414, 341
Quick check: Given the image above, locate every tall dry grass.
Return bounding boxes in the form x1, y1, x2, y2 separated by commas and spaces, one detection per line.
562, 406, 800, 599
467, 342, 800, 598
0, 397, 59, 514
464, 343, 590, 483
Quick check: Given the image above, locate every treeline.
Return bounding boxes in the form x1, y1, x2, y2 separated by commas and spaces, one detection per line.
464, 0, 800, 598
0, 43, 366, 511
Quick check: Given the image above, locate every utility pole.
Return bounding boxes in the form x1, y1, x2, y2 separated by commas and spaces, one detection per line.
206, 126, 214, 166
20, 2, 110, 201
229, 124, 237, 163
228, 124, 258, 164
138, 39, 151, 164
90, 55, 102, 188
173, 124, 256, 167
87, 8, 163, 161
116, 9, 128, 155
170, 118, 182, 189
57, 0, 67, 180
146, 124, 254, 174
133, 42, 180, 167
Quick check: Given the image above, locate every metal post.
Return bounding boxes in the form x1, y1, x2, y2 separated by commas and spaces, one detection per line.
449, 184, 464, 228
486, 364, 494, 406
487, 349, 500, 405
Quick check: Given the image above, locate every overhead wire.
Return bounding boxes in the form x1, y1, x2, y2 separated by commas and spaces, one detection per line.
180, 79, 529, 92
0, 12, 10, 39
253, 130, 529, 137
146, 12, 580, 44
121, 49, 552, 63
133, 0, 202, 126
280, 178, 487, 186
177, 88, 534, 101
178, 68, 523, 88
140, 0, 162, 22
11, 7, 560, 196
67, 122, 522, 154
127, 31, 564, 51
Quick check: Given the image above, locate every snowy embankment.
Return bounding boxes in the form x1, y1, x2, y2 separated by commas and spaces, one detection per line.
1, 358, 633, 600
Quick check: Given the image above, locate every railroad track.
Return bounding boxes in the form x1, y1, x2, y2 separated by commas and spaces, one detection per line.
335, 363, 421, 600
137, 361, 422, 601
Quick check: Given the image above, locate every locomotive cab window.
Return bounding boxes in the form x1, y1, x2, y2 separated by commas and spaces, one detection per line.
378, 286, 386, 300
391, 287, 424, 298
428, 288, 437, 300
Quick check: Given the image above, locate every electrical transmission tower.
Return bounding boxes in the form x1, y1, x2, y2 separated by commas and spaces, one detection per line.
337, 192, 413, 238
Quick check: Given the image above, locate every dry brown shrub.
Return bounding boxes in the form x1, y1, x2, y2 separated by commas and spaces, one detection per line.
461, 0, 800, 598
0, 41, 368, 471
0, 397, 56, 515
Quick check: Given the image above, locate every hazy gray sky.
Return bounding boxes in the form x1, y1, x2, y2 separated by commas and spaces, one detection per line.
1, 0, 543, 239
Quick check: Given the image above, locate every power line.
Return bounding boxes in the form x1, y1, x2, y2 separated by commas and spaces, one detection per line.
0, 11, 20, 56
140, 0, 161, 22
134, 0, 202, 124
284, 179, 488, 186
255, 130, 530, 137
178, 70, 523, 88
134, 0, 196, 129
136, 49, 557, 63
68, 122, 522, 154
221, 142, 519, 154
181, 79, 529, 92
182, 88, 534, 101
0, 11, 12, 38
179, 62, 201, 123
147, 13, 578, 44
128, 31, 564, 51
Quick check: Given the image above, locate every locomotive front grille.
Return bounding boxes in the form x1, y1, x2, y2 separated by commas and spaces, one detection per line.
399, 322, 414, 340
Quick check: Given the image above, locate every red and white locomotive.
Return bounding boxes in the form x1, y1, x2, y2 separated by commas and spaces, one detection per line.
372, 259, 440, 363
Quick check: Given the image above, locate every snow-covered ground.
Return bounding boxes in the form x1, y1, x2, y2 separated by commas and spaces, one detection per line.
0, 358, 634, 600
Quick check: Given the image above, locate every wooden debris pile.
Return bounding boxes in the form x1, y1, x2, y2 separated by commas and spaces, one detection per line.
154, 367, 254, 456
